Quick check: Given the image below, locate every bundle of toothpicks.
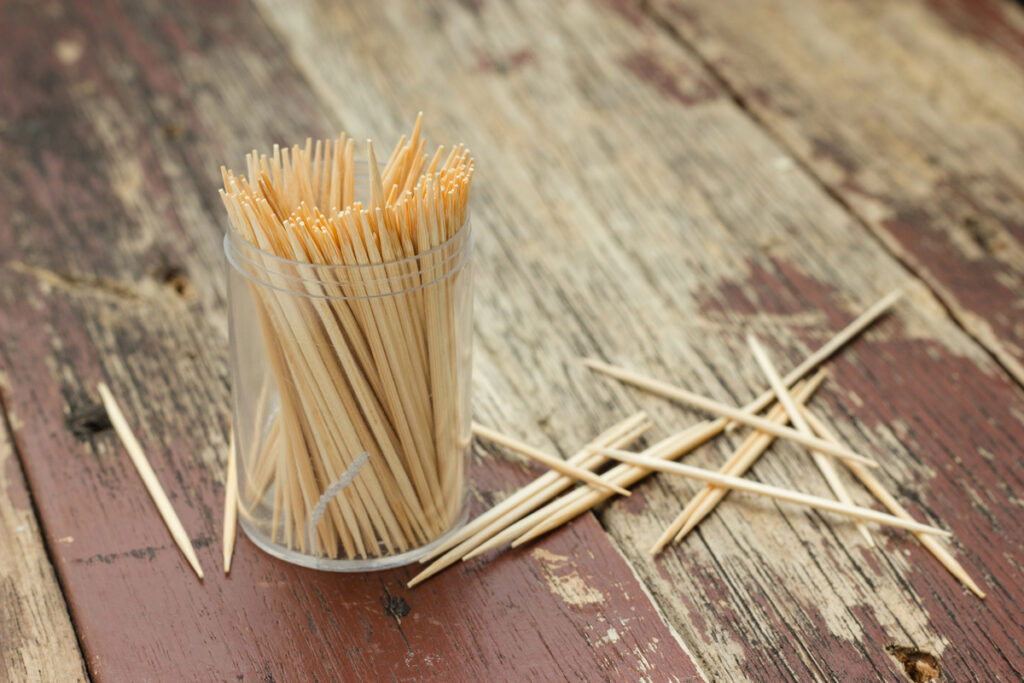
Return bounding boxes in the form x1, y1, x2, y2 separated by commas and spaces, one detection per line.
220, 114, 474, 559
410, 291, 986, 599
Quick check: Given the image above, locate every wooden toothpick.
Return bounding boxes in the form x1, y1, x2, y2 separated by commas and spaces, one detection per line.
471, 423, 632, 497
650, 372, 825, 554
97, 382, 205, 580
800, 406, 985, 598
407, 414, 650, 587
582, 359, 876, 468
747, 335, 875, 546
486, 422, 720, 554
221, 118, 477, 558
596, 449, 950, 537
223, 427, 238, 574
421, 413, 650, 562
585, 290, 900, 423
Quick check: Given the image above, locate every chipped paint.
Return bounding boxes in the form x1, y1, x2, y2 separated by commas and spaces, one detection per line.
532, 548, 606, 606
54, 38, 83, 65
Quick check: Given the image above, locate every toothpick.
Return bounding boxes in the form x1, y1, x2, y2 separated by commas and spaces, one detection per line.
800, 406, 985, 599
474, 422, 719, 557
586, 290, 900, 424
407, 414, 650, 587
747, 335, 874, 546
584, 359, 876, 467
221, 117, 476, 558
471, 423, 632, 497
422, 413, 650, 561
596, 449, 950, 537
650, 372, 825, 554
97, 382, 205, 580
223, 427, 238, 574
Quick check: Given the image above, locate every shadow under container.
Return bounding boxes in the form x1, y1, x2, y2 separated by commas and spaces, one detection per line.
225, 219, 473, 571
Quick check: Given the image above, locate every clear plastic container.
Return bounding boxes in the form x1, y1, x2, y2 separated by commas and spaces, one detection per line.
225, 211, 473, 571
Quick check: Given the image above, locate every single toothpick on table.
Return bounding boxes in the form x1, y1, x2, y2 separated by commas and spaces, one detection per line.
747, 335, 875, 547
471, 423, 631, 496
800, 406, 985, 599
97, 382, 205, 580
650, 372, 825, 555
596, 449, 950, 537
223, 428, 238, 574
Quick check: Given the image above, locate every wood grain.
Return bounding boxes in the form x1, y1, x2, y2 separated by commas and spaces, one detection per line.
2, 0, 1023, 680
0, 0, 701, 679
645, 0, 1024, 388
251, 0, 1024, 679
0, 411, 87, 682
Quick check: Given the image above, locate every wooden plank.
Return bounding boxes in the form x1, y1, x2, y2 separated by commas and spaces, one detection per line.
645, 0, 1024, 389
0, 0, 701, 679
0, 408, 87, 681
250, 0, 1024, 679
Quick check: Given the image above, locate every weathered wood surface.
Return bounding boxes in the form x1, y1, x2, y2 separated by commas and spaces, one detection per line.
0, 412, 87, 682
2, 0, 1024, 681
646, 0, 1024, 389
254, 0, 1024, 679
0, 0, 702, 680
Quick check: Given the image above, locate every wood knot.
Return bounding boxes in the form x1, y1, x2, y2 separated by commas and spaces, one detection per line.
381, 590, 411, 620
162, 123, 184, 141
65, 401, 112, 440
153, 264, 195, 300
887, 644, 941, 682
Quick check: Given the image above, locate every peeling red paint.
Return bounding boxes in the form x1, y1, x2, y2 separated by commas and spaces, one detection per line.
476, 47, 537, 74
621, 49, 718, 106
924, 0, 1024, 68
686, 257, 1024, 677
695, 257, 848, 331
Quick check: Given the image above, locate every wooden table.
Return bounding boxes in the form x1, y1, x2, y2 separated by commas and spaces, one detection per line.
2, 0, 1023, 679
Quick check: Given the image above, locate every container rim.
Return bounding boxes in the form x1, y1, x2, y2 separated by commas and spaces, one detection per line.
225, 210, 472, 273
224, 214, 473, 300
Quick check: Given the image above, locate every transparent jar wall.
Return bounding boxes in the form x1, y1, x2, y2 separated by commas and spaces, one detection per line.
226, 221, 473, 571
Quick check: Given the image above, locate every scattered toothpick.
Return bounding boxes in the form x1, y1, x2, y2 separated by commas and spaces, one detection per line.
501, 423, 727, 551
471, 423, 631, 496
800, 406, 985, 598
583, 358, 876, 468
223, 428, 238, 574
408, 414, 651, 587
747, 335, 875, 547
97, 382, 204, 580
650, 372, 825, 554
596, 449, 950, 537
586, 291, 901, 426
